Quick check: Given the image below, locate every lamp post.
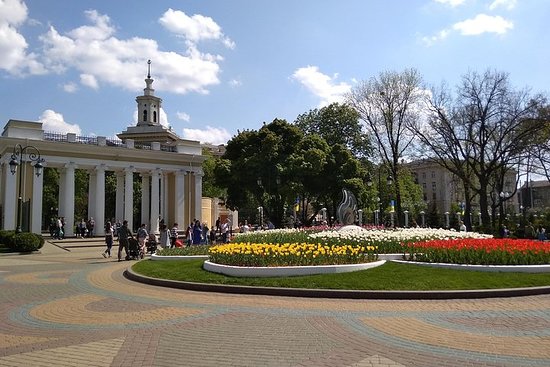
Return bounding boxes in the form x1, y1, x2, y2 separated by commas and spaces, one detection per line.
420, 210, 425, 228
444, 212, 450, 229
357, 209, 363, 226
9, 144, 44, 233
366, 171, 392, 226
403, 210, 409, 228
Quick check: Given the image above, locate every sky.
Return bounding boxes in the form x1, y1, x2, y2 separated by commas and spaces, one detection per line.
1, 0, 548, 146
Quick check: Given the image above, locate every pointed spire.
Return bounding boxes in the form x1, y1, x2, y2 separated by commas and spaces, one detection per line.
147, 59, 151, 79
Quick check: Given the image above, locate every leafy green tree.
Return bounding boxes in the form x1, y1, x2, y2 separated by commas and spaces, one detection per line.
215, 118, 367, 227
294, 102, 373, 159
215, 119, 303, 227
202, 149, 226, 199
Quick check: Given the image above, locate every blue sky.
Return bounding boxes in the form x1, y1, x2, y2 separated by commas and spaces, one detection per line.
1, 0, 548, 145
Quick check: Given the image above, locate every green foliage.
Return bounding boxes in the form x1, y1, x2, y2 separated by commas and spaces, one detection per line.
42, 167, 60, 227
157, 245, 211, 256
294, 102, 373, 159
0, 230, 44, 252
201, 149, 226, 199
231, 230, 310, 245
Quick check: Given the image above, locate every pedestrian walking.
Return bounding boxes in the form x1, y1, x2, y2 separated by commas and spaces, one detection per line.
103, 221, 114, 258
117, 220, 133, 262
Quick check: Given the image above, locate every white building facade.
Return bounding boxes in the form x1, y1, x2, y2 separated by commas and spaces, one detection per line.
0, 70, 206, 236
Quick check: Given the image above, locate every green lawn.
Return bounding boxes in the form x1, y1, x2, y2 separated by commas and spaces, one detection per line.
132, 259, 550, 291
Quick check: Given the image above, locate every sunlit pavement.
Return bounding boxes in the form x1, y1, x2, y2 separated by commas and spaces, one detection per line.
0, 240, 549, 367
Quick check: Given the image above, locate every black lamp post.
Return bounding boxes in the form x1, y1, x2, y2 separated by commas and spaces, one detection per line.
9, 144, 45, 233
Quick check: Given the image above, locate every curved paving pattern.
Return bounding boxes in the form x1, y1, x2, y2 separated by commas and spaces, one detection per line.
0, 245, 549, 367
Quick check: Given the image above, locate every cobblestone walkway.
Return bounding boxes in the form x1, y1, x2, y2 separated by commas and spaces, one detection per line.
0, 243, 549, 366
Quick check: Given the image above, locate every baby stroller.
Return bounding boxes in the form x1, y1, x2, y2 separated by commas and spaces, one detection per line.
128, 238, 143, 260
146, 233, 158, 254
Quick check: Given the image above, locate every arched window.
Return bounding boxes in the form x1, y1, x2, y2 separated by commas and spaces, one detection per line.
153, 111, 157, 123
143, 110, 148, 122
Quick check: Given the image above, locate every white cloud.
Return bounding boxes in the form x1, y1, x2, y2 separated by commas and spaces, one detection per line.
80, 73, 99, 89
489, 0, 517, 11
0, 0, 46, 76
159, 8, 235, 49
452, 14, 513, 35
291, 66, 351, 107
67, 10, 114, 41
182, 126, 231, 145
421, 29, 450, 47
0, 0, 27, 25
38, 109, 82, 134
229, 78, 242, 87
62, 82, 78, 93
176, 111, 190, 122
433, 0, 465, 7
31, 9, 227, 95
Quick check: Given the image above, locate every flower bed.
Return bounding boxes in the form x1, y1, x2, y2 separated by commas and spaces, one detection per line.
233, 227, 491, 254
208, 242, 378, 267
404, 238, 550, 265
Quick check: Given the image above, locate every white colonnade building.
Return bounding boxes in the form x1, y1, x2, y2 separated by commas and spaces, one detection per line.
0, 65, 206, 236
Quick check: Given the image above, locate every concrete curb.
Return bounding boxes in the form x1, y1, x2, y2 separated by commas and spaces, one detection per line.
203, 259, 386, 277
393, 259, 550, 273
123, 267, 550, 300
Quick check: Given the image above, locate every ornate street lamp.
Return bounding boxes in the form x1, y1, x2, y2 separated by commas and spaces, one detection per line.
9, 144, 45, 233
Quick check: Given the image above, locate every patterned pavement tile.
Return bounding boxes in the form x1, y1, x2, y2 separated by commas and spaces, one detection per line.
0, 244, 549, 367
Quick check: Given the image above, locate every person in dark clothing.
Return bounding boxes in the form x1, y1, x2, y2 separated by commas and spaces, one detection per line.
117, 220, 133, 262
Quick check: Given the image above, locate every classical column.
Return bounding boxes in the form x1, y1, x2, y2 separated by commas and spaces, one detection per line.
150, 169, 161, 233
31, 167, 44, 234
88, 170, 97, 222
115, 172, 124, 222
94, 165, 106, 234
160, 172, 168, 222
2, 162, 17, 230
124, 167, 134, 230
185, 170, 192, 225
194, 171, 203, 221
58, 169, 66, 220
60, 163, 76, 237
141, 173, 150, 228
175, 170, 186, 227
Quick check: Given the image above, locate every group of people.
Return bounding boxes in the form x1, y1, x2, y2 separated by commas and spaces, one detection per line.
76, 218, 96, 238
49, 216, 65, 239
102, 219, 135, 261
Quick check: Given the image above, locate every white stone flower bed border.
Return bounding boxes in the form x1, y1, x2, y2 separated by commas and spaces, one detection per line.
392, 260, 550, 273
202, 259, 386, 277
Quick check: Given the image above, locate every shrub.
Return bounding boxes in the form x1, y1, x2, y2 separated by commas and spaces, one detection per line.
4, 231, 44, 252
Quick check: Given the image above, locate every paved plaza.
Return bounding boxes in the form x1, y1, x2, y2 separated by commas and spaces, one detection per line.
0, 241, 549, 367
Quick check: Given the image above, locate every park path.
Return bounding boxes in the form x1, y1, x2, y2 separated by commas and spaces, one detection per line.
0, 240, 549, 366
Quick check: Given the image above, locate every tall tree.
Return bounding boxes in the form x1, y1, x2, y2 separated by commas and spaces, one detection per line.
201, 149, 227, 199
414, 70, 546, 232
347, 68, 424, 226
215, 119, 303, 227
294, 102, 373, 159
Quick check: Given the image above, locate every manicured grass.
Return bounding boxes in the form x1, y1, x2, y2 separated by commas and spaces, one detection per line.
132, 259, 550, 290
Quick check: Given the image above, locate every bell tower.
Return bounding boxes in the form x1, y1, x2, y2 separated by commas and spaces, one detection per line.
117, 59, 180, 144
136, 60, 162, 126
